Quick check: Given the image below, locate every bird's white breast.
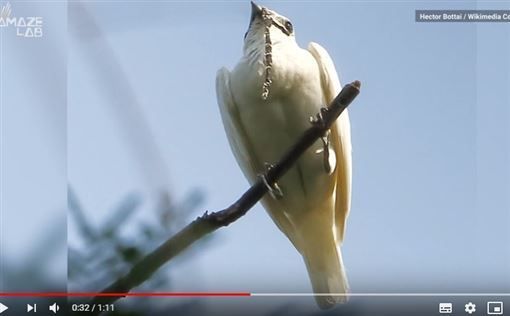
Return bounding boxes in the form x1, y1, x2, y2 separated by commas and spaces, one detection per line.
229, 42, 336, 215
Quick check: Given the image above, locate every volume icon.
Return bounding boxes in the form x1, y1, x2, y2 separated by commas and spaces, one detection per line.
49, 302, 60, 314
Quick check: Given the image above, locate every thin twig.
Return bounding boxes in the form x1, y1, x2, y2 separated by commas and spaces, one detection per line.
88, 80, 361, 314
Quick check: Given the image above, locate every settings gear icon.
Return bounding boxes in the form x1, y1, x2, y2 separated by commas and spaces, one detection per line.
465, 302, 476, 314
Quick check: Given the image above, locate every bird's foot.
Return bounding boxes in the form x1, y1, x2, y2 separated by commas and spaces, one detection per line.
309, 107, 330, 129
315, 130, 333, 174
259, 163, 284, 200
311, 108, 333, 174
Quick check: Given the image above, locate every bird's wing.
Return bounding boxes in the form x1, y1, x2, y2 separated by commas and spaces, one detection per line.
216, 67, 296, 236
308, 42, 352, 242
216, 67, 259, 181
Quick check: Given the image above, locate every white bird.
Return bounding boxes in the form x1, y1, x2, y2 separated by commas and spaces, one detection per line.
216, 2, 352, 309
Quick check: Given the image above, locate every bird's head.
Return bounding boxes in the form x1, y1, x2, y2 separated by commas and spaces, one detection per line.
244, 2, 296, 48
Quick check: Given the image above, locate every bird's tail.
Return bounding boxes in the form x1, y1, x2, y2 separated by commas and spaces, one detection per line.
301, 235, 349, 309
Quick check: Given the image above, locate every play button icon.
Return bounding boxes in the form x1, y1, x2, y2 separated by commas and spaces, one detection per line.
0, 302, 8, 314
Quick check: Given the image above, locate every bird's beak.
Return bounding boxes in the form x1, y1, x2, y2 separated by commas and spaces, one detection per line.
250, 1, 263, 23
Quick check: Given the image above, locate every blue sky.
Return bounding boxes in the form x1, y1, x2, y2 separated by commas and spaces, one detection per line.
1, 0, 509, 311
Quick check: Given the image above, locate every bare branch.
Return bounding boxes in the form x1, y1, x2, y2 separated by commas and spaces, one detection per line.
88, 80, 361, 313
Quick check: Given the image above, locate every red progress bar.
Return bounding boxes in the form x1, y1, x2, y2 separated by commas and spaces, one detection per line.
0, 292, 251, 297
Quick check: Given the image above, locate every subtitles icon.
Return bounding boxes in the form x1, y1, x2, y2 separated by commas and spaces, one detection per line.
487, 301, 503, 315
440, 303, 453, 314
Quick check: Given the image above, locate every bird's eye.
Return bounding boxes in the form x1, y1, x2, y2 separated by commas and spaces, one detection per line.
285, 21, 293, 34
